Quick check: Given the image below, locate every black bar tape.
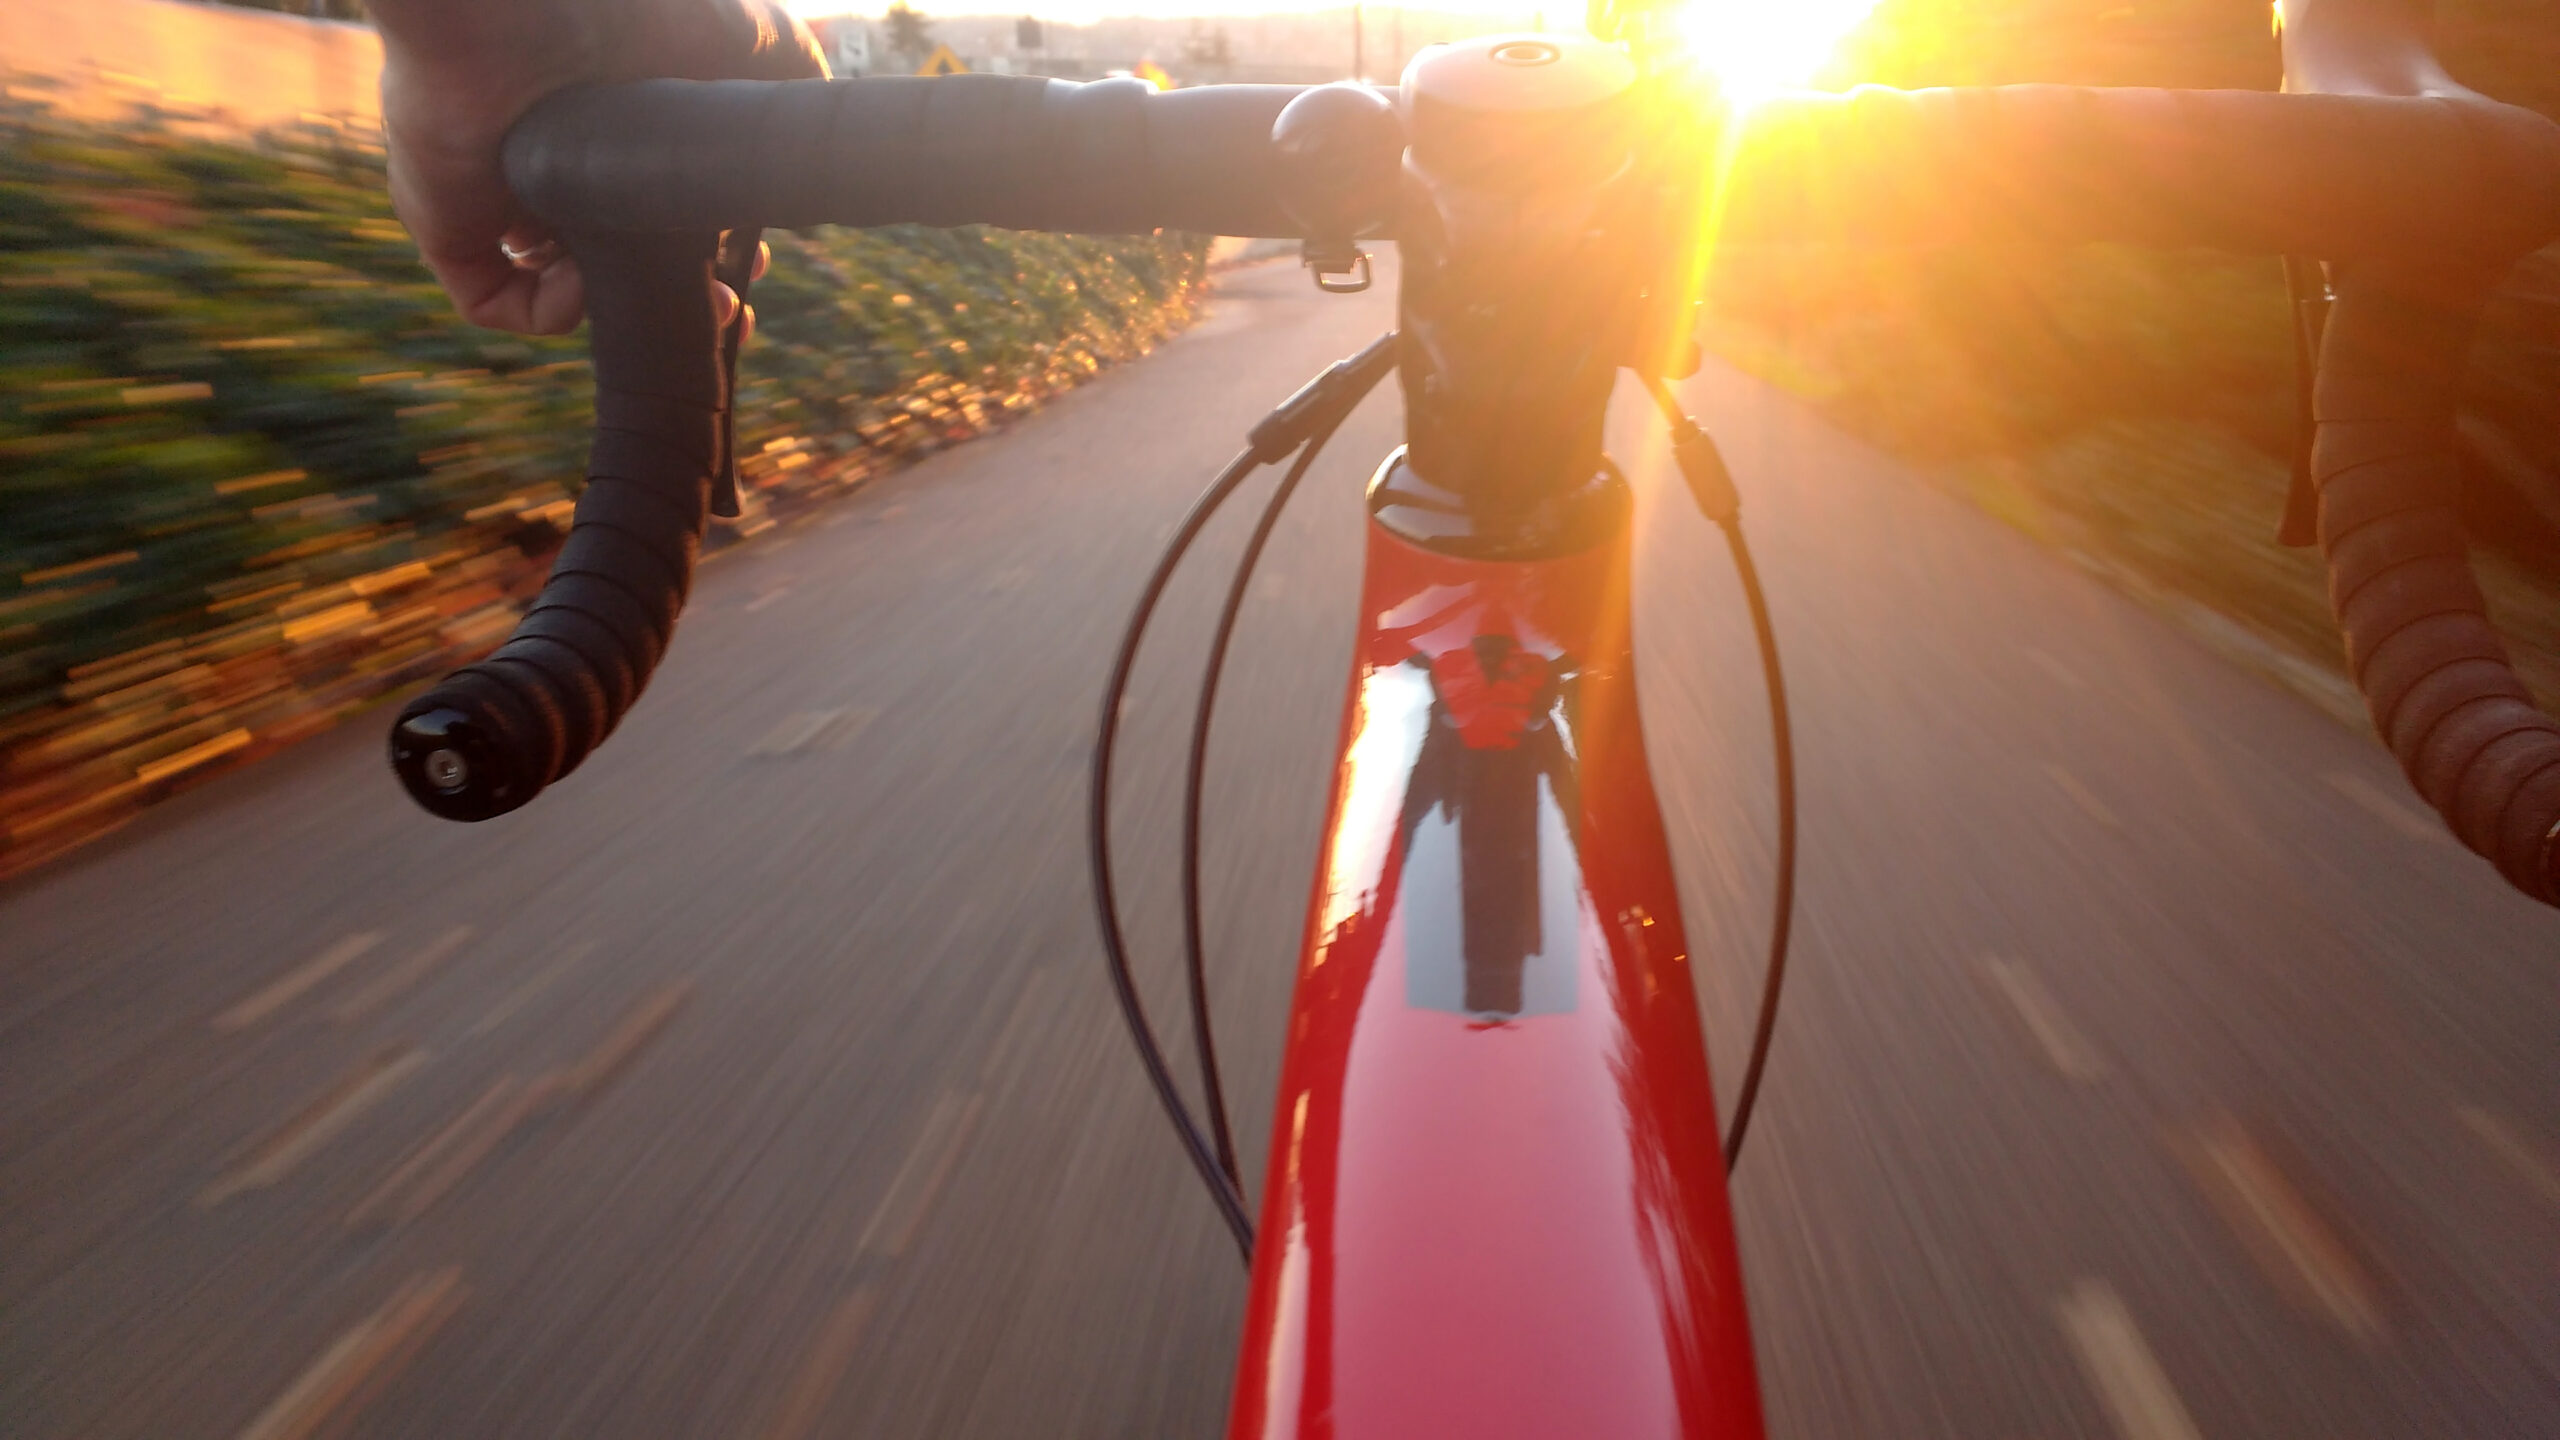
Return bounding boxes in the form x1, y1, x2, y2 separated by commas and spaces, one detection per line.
508, 606, 643, 720
525, 572, 667, 677
2362, 614, 2512, 725
2325, 506, 2468, 605
391, 233, 722, 821
504, 77, 1316, 239
481, 648, 610, 774
2336, 555, 2493, 653
2458, 729, 2560, 863
2314, 272, 2560, 905
549, 518, 696, 617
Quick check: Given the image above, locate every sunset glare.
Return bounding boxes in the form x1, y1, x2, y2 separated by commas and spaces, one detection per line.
1672, 0, 1878, 99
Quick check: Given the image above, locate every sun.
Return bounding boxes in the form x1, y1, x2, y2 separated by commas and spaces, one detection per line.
1671, 0, 1880, 102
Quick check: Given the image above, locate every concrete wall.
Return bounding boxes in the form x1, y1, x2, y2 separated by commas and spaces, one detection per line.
0, 0, 380, 128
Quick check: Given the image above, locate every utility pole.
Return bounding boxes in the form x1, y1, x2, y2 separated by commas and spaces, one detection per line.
1353, 3, 1364, 81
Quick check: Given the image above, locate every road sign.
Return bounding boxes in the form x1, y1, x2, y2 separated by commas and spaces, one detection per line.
917, 45, 968, 77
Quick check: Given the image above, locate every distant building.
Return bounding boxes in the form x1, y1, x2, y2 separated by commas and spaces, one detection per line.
809, 17, 874, 77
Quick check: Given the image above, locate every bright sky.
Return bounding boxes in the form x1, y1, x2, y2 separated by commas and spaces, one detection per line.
786, 0, 1881, 91
788, 0, 1531, 24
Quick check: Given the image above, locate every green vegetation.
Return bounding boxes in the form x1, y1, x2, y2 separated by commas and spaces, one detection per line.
1706, 0, 2560, 711
0, 98, 1206, 870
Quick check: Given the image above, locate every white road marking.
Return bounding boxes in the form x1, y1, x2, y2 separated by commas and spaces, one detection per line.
1979, 957, 2107, 1083
2458, 1107, 2560, 1208
201, 1047, 430, 1205
859, 1091, 984, 1258
812, 706, 881, 751
2043, 763, 2122, 829
2057, 1279, 2205, 1440
347, 1076, 545, 1231
352, 983, 689, 1229
744, 584, 794, 614
554, 981, 692, 1099
214, 932, 383, 1031
2183, 1115, 2383, 1339
760, 1290, 879, 1440
979, 970, 1054, 1083
466, 940, 597, 1037
752, 706, 881, 757
232, 1269, 465, 1440
753, 710, 839, 756
331, 926, 473, 1023
2323, 772, 2449, 846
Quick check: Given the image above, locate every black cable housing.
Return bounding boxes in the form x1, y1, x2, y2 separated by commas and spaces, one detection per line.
1639, 375, 1798, 1174
1708, 516, 1796, 1172
1088, 334, 1395, 1263
1179, 423, 1337, 1189
1089, 442, 1269, 1258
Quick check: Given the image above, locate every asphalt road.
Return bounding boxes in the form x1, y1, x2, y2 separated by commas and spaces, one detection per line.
4, 254, 2557, 1440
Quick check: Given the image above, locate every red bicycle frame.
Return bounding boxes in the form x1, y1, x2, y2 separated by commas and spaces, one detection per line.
1218, 39, 1765, 1436
1226, 454, 1764, 1438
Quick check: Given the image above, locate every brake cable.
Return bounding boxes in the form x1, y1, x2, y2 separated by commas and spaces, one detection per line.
1640, 374, 1799, 1174
1093, 339, 1791, 1262
1090, 334, 1397, 1262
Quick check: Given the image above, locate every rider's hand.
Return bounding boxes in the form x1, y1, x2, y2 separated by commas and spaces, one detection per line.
371, 0, 825, 334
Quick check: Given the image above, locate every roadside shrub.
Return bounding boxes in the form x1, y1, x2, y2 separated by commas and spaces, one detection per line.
0, 98, 1206, 871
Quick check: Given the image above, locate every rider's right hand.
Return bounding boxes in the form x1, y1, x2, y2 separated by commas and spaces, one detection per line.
370, 0, 824, 335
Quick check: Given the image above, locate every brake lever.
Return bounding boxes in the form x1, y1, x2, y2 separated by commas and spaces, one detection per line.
709, 226, 763, 519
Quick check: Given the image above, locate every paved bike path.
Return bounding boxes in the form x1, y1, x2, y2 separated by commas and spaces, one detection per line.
2, 254, 2554, 1439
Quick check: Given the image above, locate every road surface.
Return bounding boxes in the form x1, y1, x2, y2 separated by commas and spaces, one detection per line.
4, 255, 2557, 1439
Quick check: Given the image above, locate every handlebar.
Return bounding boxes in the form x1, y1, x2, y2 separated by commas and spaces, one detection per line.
387, 29, 2560, 907
500, 76, 1322, 239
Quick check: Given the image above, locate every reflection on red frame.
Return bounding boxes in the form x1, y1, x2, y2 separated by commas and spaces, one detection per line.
1229, 496, 1767, 1439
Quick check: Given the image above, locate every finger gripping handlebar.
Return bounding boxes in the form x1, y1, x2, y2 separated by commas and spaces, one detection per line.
390, 75, 1324, 823
390, 235, 721, 820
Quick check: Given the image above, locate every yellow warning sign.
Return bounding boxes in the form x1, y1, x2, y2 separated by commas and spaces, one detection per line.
916, 45, 968, 77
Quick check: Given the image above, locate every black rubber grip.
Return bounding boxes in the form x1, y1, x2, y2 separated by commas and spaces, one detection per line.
502, 76, 1315, 238
1726, 86, 2560, 268
391, 233, 722, 820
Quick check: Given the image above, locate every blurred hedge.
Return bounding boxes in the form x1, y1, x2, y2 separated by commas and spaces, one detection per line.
0, 97, 1206, 873
1703, 0, 2560, 712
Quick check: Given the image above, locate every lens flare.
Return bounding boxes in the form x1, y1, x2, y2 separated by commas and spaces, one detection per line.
1673, 0, 1879, 101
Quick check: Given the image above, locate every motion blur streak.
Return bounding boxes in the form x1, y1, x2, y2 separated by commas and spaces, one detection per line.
1, 256, 2556, 1438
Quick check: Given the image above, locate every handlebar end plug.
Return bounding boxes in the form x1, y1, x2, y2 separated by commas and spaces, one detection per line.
390, 699, 537, 823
